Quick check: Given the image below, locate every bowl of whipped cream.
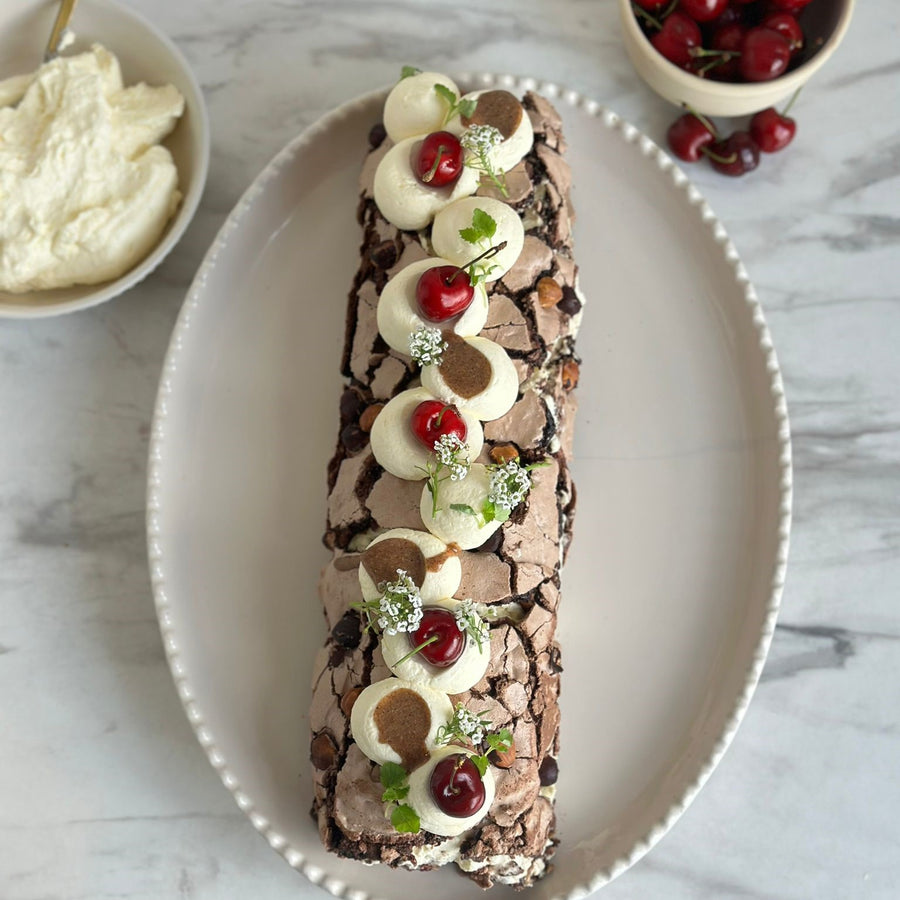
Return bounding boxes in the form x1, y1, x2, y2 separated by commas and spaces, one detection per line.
0, 0, 209, 317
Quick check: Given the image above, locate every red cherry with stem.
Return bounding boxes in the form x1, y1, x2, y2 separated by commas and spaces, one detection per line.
667, 111, 717, 162
410, 400, 467, 450
770, 0, 813, 12
749, 107, 797, 152
415, 131, 464, 187
709, 22, 746, 80
678, 0, 728, 23
704, 131, 760, 176
633, 0, 668, 9
407, 607, 465, 668
416, 267, 474, 322
650, 11, 702, 66
761, 12, 804, 52
740, 27, 791, 82
414, 242, 506, 323
430, 754, 487, 818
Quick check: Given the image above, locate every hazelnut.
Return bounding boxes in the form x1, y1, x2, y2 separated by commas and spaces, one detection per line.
537, 276, 563, 309
561, 359, 580, 391
489, 741, 516, 769
359, 403, 384, 433
310, 731, 338, 770
340, 686, 362, 718
489, 443, 520, 464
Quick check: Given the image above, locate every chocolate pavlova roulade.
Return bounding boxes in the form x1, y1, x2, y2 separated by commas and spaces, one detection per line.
310, 69, 583, 889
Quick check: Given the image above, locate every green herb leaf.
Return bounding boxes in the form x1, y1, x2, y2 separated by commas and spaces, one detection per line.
471, 755, 489, 778
401, 65, 421, 79
487, 728, 513, 754
459, 97, 478, 120
391, 803, 421, 833
450, 503, 478, 516
433, 83, 457, 106
380, 761, 407, 791
382, 783, 410, 803
472, 207, 497, 240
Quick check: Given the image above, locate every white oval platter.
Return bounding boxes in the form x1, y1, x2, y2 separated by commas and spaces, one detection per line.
147, 74, 791, 899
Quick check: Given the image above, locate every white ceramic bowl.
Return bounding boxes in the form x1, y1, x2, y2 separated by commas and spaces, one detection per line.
0, 0, 209, 318
618, 0, 855, 116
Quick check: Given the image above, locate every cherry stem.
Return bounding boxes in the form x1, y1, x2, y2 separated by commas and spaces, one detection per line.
434, 405, 453, 428
447, 240, 509, 284
448, 754, 466, 795
700, 145, 738, 165
690, 47, 741, 59
780, 86, 802, 117
632, 4, 663, 30
390, 634, 439, 668
420, 145, 448, 184
680, 102, 718, 138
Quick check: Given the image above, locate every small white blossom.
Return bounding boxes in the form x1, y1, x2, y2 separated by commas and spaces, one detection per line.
454, 598, 489, 651
433, 433, 469, 481
436, 703, 491, 748
408, 326, 447, 367
488, 460, 532, 511
370, 570, 423, 635
461, 124, 503, 155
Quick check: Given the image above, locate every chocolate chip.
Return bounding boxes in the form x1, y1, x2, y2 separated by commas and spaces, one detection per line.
368, 240, 398, 270
311, 731, 338, 770
368, 122, 387, 149
331, 612, 361, 649
476, 530, 503, 554
538, 755, 559, 786
340, 388, 364, 424
557, 285, 582, 316
328, 644, 346, 667
341, 423, 369, 453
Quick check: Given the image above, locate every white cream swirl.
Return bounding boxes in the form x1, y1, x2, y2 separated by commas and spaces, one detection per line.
383, 72, 459, 142
419, 464, 503, 551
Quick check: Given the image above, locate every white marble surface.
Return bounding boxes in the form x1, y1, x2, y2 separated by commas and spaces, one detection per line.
1, 0, 898, 897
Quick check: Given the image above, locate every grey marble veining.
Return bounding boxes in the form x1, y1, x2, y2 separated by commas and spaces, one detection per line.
1, 0, 899, 898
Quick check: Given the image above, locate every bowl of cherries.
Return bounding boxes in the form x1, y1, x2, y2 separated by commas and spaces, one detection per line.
619, 0, 854, 116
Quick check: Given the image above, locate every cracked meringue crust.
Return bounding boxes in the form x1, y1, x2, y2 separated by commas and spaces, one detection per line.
311, 90, 581, 889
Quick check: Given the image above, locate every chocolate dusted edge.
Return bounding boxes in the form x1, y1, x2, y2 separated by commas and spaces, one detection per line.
310, 90, 581, 890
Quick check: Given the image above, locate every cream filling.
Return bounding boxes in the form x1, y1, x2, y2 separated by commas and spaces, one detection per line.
430, 197, 524, 283
373, 137, 480, 232
406, 746, 496, 838
349, 677, 453, 768
419, 463, 502, 551
0, 44, 184, 293
383, 71, 460, 142
358, 528, 461, 603
377, 257, 489, 355
369, 387, 484, 481
421, 336, 519, 422
381, 597, 490, 694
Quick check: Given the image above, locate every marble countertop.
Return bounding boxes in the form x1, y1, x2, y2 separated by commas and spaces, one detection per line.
2, 0, 898, 897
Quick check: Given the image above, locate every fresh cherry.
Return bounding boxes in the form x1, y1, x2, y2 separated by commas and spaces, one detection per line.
415, 131, 464, 188
416, 266, 474, 322
667, 112, 716, 162
749, 106, 797, 152
408, 607, 465, 668
633, 0, 668, 8
650, 11, 702, 67
740, 27, 792, 82
430, 754, 487, 818
761, 12, 804, 52
709, 22, 746, 80
706, 131, 760, 176
770, 0, 813, 12
678, 0, 729, 23
410, 400, 467, 450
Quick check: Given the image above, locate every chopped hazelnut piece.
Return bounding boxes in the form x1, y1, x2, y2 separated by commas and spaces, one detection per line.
489, 443, 520, 464
340, 686, 363, 718
561, 359, 580, 391
489, 740, 516, 769
537, 276, 563, 309
310, 731, 338, 770
359, 403, 384, 433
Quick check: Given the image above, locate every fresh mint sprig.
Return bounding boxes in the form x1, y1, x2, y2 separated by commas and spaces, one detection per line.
380, 762, 421, 833
434, 83, 477, 125
435, 709, 513, 778
400, 65, 422, 79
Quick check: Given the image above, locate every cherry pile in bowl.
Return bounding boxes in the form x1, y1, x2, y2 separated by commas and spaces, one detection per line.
632, 0, 820, 83
666, 98, 797, 176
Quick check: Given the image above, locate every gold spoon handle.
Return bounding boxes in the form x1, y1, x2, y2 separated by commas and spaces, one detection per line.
44, 0, 79, 63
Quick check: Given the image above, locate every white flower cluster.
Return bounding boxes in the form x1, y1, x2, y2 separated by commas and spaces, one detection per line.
408, 326, 447, 367
461, 124, 503, 156
488, 460, 533, 511
437, 702, 491, 747
454, 598, 489, 650
374, 570, 423, 635
433, 432, 470, 482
